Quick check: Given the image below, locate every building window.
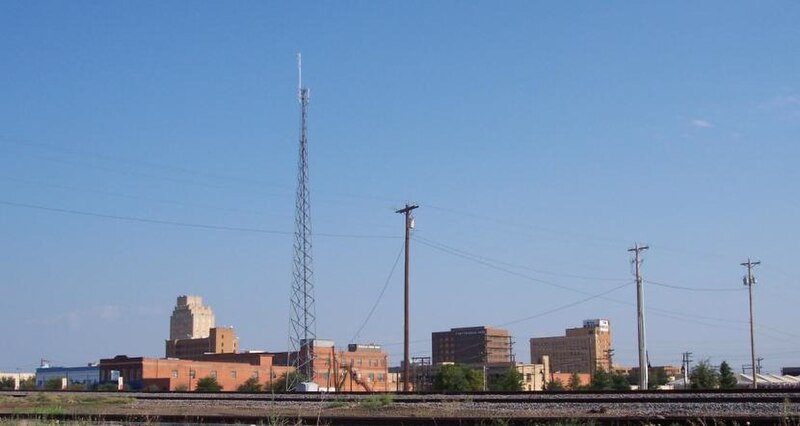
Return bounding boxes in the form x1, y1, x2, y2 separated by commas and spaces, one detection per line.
230, 370, 237, 379
377, 373, 385, 382
251, 371, 259, 380
171, 370, 179, 378
189, 370, 196, 379
367, 373, 375, 382
210, 370, 217, 379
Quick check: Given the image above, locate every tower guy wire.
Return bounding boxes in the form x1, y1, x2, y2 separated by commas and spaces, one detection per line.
288, 53, 316, 391
628, 243, 649, 390
741, 258, 760, 389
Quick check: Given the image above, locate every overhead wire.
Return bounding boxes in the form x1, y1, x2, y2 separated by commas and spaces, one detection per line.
0, 200, 399, 239
413, 232, 798, 344
644, 279, 745, 293
414, 234, 627, 282
350, 241, 405, 343
413, 235, 625, 297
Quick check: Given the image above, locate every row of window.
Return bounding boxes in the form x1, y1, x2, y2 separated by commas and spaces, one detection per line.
320, 357, 387, 368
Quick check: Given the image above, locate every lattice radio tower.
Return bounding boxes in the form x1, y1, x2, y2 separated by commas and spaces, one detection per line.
288, 53, 316, 390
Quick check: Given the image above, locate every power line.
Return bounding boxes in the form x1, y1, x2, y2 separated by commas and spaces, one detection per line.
496, 281, 634, 327
350, 242, 405, 343
414, 234, 796, 341
413, 236, 621, 296
0, 175, 279, 217
0, 199, 398, 239
415, 235, 627, 282
644, 279, 745, 293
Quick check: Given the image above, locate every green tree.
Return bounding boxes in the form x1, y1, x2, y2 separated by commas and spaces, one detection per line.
567, 372, 584, 391
648, 368, 668, 388
488, 367, 523, 392
195, 376, 223, 392
718, 361, 737, 389
690, 359, 719, 390
18, 377, 36, 390
433, 364, 483, 392
0, 377, 15, 390
269, 371, 304, 392
545, 378, 564, 391
44, 378, 63, 390
610, 372, 631, 391
590, 368, 611, 390
237, 377, 263, 392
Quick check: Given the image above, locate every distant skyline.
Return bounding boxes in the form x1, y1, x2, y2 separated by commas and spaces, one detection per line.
1, 2, 798, 374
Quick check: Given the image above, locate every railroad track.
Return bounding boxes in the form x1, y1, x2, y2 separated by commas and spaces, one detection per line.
8, 388, 799, 401
3, 389, 799, 424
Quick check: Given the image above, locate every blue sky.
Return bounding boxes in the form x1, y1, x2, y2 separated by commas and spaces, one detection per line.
1, 2, 799, 375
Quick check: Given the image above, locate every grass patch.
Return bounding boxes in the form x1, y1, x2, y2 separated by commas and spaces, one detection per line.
326, 398, 348, 409
359, 394, 392, 409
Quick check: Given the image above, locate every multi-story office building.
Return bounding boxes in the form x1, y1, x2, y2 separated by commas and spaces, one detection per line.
529, 319, 612, 374
169, 295, 215, 340
431, 326, 512, 365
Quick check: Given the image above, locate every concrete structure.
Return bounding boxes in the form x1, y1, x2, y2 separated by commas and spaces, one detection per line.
432, 326, 512, 365
35, 365, 100, 389
529, 319, 612, 374
166, 326, 238, 358
169, 295, 215, 340
98, 353, 291, 391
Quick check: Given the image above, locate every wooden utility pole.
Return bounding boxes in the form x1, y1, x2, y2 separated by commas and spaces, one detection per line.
741, 258, 760, 389
396, 203, 418, 392
628, 243, 649, 390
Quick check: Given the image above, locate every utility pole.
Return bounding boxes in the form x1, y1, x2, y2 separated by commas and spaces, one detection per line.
396, 203, 418, 392
741, 258, 760, 389
628, 243, 649, 390
682, 352, 692, 388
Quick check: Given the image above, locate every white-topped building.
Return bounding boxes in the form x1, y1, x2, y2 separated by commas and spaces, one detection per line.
169, 295, 215, 340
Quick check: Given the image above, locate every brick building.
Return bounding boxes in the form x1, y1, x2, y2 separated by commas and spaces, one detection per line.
272, 340, 391, 392
529, 319, 612, 374
98, 353, 291, 391
169, 295, 215, 340
166, 326, 238, 358
486, 359, 551, 391
431, 326, 512, 365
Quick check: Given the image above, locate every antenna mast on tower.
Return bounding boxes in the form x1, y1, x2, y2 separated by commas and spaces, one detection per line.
288, 53, 316, 391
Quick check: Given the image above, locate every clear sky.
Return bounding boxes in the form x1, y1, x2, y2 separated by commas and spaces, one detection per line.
1, 2, 798, 375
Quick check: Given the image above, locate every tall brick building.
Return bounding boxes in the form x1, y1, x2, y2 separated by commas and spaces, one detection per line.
529, 319, 611, 374
431, 326, 512, 365
169, 295, 215, 340
166, 326, 238, 358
